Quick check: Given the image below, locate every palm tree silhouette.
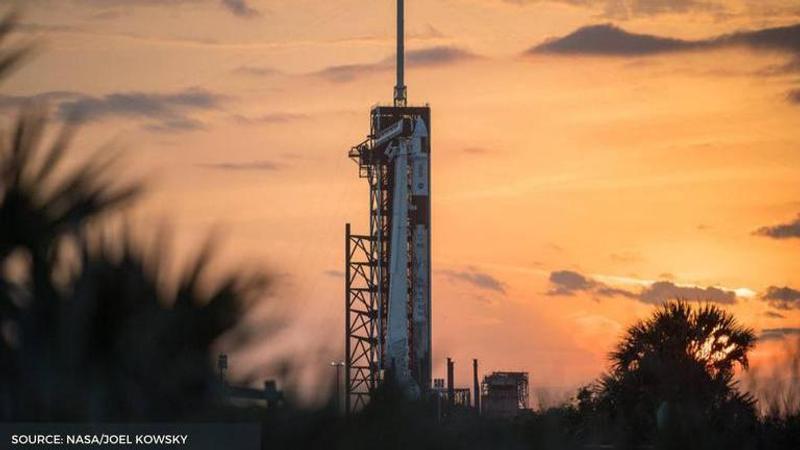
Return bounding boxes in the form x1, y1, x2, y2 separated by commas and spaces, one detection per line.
0, 13, 271, 421
588, 301, 757, 448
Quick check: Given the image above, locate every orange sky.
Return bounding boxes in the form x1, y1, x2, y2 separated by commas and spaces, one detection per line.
3, 0, 800, 404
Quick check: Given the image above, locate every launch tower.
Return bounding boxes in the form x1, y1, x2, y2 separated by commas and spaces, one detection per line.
344, 0, 432, 413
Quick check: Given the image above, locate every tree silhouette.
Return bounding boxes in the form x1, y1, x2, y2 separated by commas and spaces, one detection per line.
585, 301, 757, 448
0, 13, 270, 421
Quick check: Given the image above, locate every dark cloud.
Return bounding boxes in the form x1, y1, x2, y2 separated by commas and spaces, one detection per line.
547, 270, 597, 296
754, 214, 800, 239
596, 286, 639, 299
196, 161, 281, 171
231, 112, 308, 125
547, 270, 737, 304
51, 88, 223, 132
532, 24, 695, 56
529, 23, 800, 56
323, 270, 345, 278
764, 311, 786, 319
759, 328, 800, 342
0, 89, 221, 132
501, 0, 721, 19
763, 286, 800, 310
314, 46, 478, 82
220, 0, 260, 18
547, 270, 639, 299
439, 267, 506, 294
639, 281, 736, 304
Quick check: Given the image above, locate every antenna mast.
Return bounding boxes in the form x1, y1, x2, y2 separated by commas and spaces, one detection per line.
394, 0, 407, 107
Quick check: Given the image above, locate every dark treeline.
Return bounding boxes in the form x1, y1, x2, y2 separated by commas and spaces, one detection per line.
1, 12, 798, 450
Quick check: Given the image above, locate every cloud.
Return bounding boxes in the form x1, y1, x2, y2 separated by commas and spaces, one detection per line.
762, 286, 800, 310
233, 65, 280, 77
314, 46, 478, 82
439, 267, 506, 294
230, 112, 308, 125
29, 0, 261, 19
0, 91, 82, 111
531, 24, 698, 55
220, 0, 260, 18
760, 57, 800, 76
196, 161, 281, 171
764, 311, 786, 319
500, 0, 722, 18
547, 270, 598, 296
323, 270, 344, 278
788, 89, 800, 104
406, 46, 478, 66
547, 270, 640, 299
48, 88, 224, 132
528, 23, 800, 56
759, 328, 800, 342
314, 63, 386, 83
547, 270, 737, 304
754, 214, 800, 239
639, 281, 736, 304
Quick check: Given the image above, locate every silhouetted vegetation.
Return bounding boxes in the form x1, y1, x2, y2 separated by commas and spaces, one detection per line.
0, 13, 268, 421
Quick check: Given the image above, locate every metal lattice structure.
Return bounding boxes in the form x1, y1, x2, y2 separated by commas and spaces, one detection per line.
344, 224, 381, 412
344, 0, 432, 414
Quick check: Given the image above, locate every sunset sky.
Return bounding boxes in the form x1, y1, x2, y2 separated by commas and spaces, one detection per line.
3, 0, 800, 403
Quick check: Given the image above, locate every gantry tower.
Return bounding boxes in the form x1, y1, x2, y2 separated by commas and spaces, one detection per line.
345, 0, 432, 413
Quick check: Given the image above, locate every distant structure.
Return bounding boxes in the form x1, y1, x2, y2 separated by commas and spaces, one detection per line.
217, 353, 283, 407
481, 372, 529, 418
433, 360, 473, 414
473, 359, 480, 412
344, 0, 432, 413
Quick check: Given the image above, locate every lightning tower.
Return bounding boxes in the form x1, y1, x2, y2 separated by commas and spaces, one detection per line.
345, 0, 432, 412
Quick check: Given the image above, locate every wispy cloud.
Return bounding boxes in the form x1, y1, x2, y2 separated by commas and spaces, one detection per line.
0, 91, 81, 110
439, 267, 506, 294
196, 160, 281, 171
754, 214, 800, 239
28, 0, 261, 19
0, 88, 223, 132
232, 65, 280, 77
314, 46, 479, 82
230, 112, 308, 125
759, 327, 800, 342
